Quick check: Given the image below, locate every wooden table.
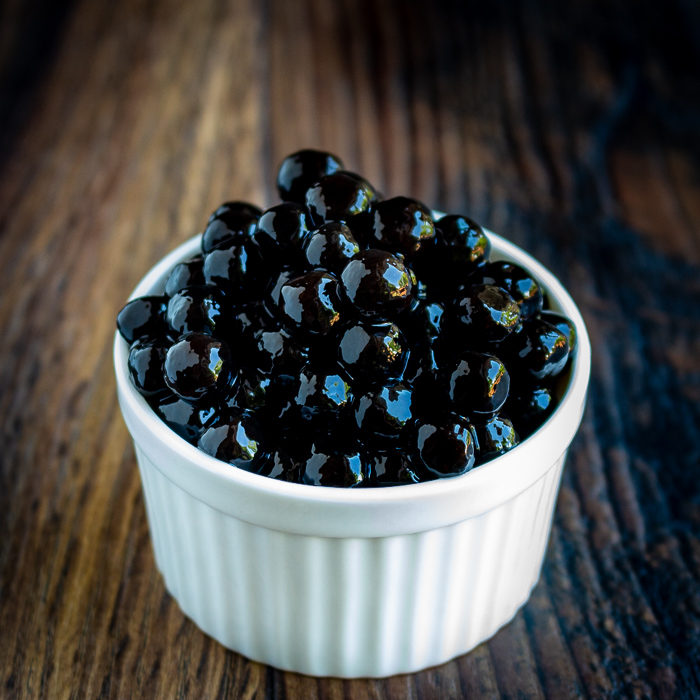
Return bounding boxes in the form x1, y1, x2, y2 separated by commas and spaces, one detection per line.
1, 0, 699, 697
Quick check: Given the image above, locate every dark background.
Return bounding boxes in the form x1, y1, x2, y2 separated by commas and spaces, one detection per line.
1, 0, 699, 698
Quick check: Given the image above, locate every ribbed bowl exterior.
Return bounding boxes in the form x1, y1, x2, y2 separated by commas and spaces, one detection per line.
115, 230, 591, 678
136, 443, 566, 677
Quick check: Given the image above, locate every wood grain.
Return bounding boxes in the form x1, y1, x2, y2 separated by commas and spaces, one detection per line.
1, 0, 699, 697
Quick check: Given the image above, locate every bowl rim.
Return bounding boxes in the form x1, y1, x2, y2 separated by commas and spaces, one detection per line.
114, 229, 591, 537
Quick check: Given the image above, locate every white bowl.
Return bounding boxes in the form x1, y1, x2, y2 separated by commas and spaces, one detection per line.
114, 230, 591, 678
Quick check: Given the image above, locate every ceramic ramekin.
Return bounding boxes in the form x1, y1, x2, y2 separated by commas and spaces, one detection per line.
114, 230, 591, 678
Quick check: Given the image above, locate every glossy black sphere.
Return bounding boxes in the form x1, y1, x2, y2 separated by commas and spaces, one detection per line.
354, 381, 413, 444
128, 340, 170, 398
165, 285, 225, 337
253, 328, 308, 377
413, 415, 476, 477
341, 249, 414, 319
197, 408, 266, 469
442, 351, 510, 416
435, 215, 491, 268
151, 395, 217, 444
292, 364, 352, 426
337, 321, 408, 383
367, 449, 426, 487
203, 240, 268, 302
338, 171, 381, 203
279, 271, 344, 337
399, 299, 444, 344
164, 333, 236, 403
503, 318, 569, 383
202, 201, 261, 254
232, 367, 273, 411
255, 450, 304, 482
507, 386, 555, 438
403, 342, 441, 408
478, 261, 543, 320
164, 257, 205, 297
303, 222, 361, 273
302, 443, 366, 487
253, 202, 310, 257
235, 302, 276, 336
472, 415, 519, 464
540, 310, 577, 356
267, 268, 294, 310
453, 284, 521, 344
277, 149, 344, 203
367, 451, 427, 487
368, 196, 435, 257
117, 296, 167, 344
305, 172, 373, 227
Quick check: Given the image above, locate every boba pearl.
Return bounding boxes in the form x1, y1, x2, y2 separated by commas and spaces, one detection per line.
472, 415, 519, 464
368, 196, 435, 257
442, 351, 510, 416
303, 222, 361, 273
453, 284, 521, 344
337, 321, 408, 383
277, 149, 344, 203
165, 285, 225, 337
163, 333, 236, 403
305, 172, 373, 227
413, 415, 476, 478
117, 296, 167, 344
197, 408, 266, 468
353, 381, 414, 444
202, 201, 261, 253
301, 442, 366, 487
278, 271, 344, 337
341, 249, 414, 319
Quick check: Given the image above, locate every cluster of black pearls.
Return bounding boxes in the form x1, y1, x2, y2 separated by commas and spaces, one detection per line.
118, 149, 577, 487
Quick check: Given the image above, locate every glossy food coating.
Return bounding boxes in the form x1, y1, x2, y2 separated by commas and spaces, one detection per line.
202, 240, 267, 302
128, 340, 170, 398
277, 149, 344, 203
353, 381, 413, 444
479, 261, 543, 320
165, 285, 225, 337
255, 450, 304, 482
303, 222, 361, 272
507, 386, 555, 437
254, 202, 310, 257
472, 415, 519, 463
165, 257, 205, 297
413, 415, 476, 477
368, 196, 435, 257
117, 296, 167, 344
305, 172, 373, 227
292, 365, 352, 426
337, 321, 408, 383
197, 408, 266, 468
119, 151, 579, 487
341, 249, 414, 319
453, 284, 521, 344
368, 451, 427, 486
279, 271, 343, 337
302, 443, 366, 487
152, 395, 217, 444
436, 215, 491, 268
202, 201, 261, 253
540, 310, 577, 356
504, 318, 569, 383
163, 333, 235, 403
442, 351, 510, 416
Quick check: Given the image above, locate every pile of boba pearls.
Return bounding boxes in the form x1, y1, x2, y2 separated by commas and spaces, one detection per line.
117, 150, 576, 487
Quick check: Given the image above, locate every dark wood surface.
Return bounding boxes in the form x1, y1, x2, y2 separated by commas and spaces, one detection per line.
1, 0, 699, 697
